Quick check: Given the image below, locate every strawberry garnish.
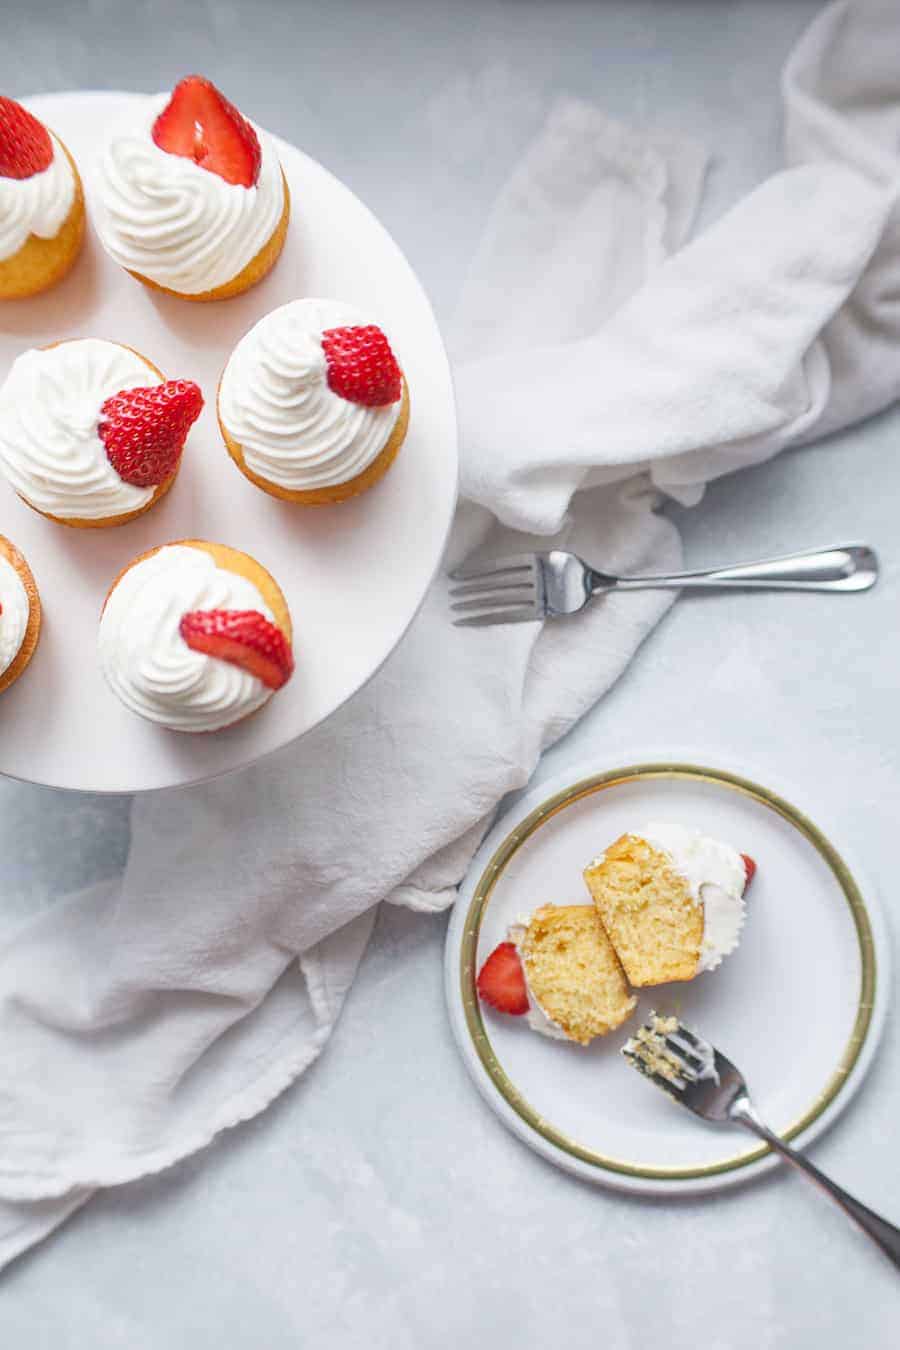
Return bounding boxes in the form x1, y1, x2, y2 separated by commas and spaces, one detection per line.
0, 97, 52, 180
99, 380, 203, 488
476, 942, 529, 1016
179, 609, 294, 691
321, 326, 402, 407
741, 854, 757, 888
152, 76, 261, 187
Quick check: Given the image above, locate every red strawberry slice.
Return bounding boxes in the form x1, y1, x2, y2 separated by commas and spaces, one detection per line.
152, 76, 261, 187
741, 854, 757, 888
0, 97, 53, 180
99, 380, 203, 488
179, 609, 294, 690
476, 941, 529, 1016
321, 326, 402, 407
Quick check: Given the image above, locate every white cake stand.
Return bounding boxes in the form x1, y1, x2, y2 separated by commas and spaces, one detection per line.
0, 92, 458, 793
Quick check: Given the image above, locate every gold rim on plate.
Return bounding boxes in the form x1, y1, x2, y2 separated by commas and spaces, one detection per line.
459, 763, 876, 1181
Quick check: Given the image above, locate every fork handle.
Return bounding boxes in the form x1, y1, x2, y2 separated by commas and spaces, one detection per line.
731, 1098, 900, 1271
608, 544, 878, 593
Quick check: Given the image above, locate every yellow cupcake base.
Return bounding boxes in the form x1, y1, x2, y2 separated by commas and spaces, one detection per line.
25, 344, 181, 529
128, 173, 291, 303
0, 139, 85, 300
0, 535, 42, 696
218, 378, 410, 506
102, 539, 293, 732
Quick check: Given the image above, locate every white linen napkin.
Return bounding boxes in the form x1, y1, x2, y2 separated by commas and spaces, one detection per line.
2, 0, 900, 1269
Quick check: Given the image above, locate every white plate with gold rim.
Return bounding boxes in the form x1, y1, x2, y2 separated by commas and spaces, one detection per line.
444, 755, 890, 1195
0, 91, 457, 793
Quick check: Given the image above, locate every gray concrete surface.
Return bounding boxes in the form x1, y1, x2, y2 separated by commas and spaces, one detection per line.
3, 1, 899, 1344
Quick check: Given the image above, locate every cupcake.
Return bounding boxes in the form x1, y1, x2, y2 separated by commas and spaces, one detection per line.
0, 534, 40, 695
99, 540, 294, 733
583, 824, 755, 987
0, 96, 85, 299
477, 905, 636, 1045
0, 339, 202, 528
94, 76, 289, 302
217, 298, 410, 504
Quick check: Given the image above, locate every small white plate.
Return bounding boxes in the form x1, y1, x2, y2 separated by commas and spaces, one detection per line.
0, 91, 457, 793
444, 754, 890, 1195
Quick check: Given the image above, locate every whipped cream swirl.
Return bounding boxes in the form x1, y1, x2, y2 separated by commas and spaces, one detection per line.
641, 822, 747, 972
0, 132, 76, 261
0, 554, 29, 677
99, 545, 277, 733
0, 340, 160, 521
218, 298, 402, 491
94, 93, 284, 295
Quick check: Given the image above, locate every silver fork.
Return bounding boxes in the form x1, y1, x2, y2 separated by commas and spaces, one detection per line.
624, 1014, 900, 1271
448, 543, 878, 627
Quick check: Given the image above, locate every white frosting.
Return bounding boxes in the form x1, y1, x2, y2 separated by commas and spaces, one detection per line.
94, 92, 284, 295
218, 298, 402, 491
508, 918, 571, 1042
640, 822, 747, 973
0, 340, 160, 521
0, 132, 76, 261
98, 545, 277, 733
0, 554, 29, 678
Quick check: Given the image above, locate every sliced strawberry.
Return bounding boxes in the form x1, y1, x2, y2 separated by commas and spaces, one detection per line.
0, 97, 53, 180
99, 380, 203, 488
476, 941, 529, 1016
152, 76, 261, 187
741, 854, 757, 888
321, 326, 402, 407
179, 609, 294, 691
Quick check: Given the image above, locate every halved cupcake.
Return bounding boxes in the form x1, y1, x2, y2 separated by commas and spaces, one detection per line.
477, 905, 637, 1045
99, 540, 294, 733
583, 824, 754, 987
217, 298, 409, 504
0, 534, 40, 695
94, 76, 289, 302
0, 339, 202, 527
0, 96, 85, 299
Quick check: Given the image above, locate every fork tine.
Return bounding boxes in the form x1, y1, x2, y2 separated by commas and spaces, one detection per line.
453, 606, 540, 628
624, 1036, 686, 1081
622, 1049, 687, 1098
451, 589, 535, 614
448, 554, 535, 583
623, 1013, 701, 1084
644, 1071, 687, 1102
662, 1035, 706, 1077
668, 1022, 703, 1050
449, 576, 537, 599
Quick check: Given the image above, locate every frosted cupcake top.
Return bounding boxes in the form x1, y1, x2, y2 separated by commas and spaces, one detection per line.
98, 545, 277, 733
94, 92, 284, 295
0, 553, 29, 678
218, 298, 403, 491
0, 340, 162, 521
0, 131, 76, 261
